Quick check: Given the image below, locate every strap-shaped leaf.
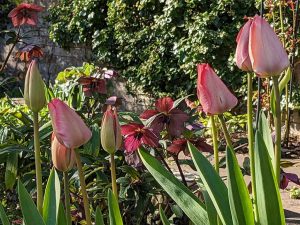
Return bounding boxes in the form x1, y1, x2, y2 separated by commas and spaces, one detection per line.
258, 111, 274, 164
188, 142, 232, 225
226, 147, 254, 225
255, 131, 285, 225
43, 168, 61, 225
57, 202, 67, 225
5, 152, 18, 190
159, 205, 171, 225
138, 148, 208, 224
202, 190, 218, 225
95, 206, 105, 225
0, 203, 10, 225
18, 181, 46, 225
108, 189, 123, 225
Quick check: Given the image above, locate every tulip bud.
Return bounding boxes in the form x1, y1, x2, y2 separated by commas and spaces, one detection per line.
101, 106, 122, 154
24, 60, 46, 112
48, 99, 92, 149
197, 64, 238, 115
51, 133, 75, 172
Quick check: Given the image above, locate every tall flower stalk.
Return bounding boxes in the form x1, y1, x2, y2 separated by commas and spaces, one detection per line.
210, 116, 219, 173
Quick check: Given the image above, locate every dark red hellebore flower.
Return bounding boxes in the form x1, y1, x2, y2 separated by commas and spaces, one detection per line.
15, 45, 43, 62
167, 138, 213, 156
140, 97, 189, 137
121, 123, 159, 153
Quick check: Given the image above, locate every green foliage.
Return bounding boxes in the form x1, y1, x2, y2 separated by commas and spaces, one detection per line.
47, 0, 257, 97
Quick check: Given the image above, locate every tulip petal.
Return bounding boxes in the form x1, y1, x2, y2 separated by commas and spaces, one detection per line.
48, 99, 92, 148
249, 15, 289, 77
197, 64, 238, 115
235, 19, 253, 71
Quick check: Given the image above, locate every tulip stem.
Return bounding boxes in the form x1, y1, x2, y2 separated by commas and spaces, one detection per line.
75, 150, 92, 225
210, 115, 219, 173
273, 76, 281, 185
218, 115, 233, 149
63, 172, 72, 225
247, 73, 258, 221
110, 153, 118, 200
33, 112, 43, 214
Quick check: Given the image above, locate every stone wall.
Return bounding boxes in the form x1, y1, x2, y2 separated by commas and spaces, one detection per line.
0, 0, 152, 112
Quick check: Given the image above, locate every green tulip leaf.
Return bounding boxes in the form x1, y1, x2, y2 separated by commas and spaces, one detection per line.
188, 142, 232, 225
138, 147, 208, 225
95, 206, 105, 225
159, 205, 171, 225
0, 203, 10, 225
5, 152, 18, 190
43, 168, 61, 225
57, 202, 67, 225
18, 181, 46, 225
255, 131, 285, 225
202, 190, 218, 225
108, 189, 123, 225
226, 147, 254, 225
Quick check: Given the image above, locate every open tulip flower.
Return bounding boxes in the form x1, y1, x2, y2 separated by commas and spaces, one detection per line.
140, 97, 189, 137
121, 123, 159, 153
48, 99, 92, 149
51, 132, 75, 172
8, 3, 44, 27
235, 15, 289, 77
197, 64, 238, 115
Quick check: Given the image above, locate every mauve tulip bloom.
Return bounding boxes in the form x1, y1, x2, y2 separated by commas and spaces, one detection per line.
8, 3, 44, 27
235, 19, 253, 71
100, 106, 122, 154
24, 60, 46, 112
197, 64, 238, 115
140, 97, 189, 137
249, 15, 289, 77
51, 133, 75, 172
48, 99, 92, 149
121, 123, 159, 153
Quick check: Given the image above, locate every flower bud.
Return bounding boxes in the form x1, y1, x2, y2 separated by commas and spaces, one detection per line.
24, 60, 46, 112
100, 106, 122, 154
51, 133, 75, 172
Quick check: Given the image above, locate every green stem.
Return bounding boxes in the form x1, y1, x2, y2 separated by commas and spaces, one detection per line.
247, 73, 258, 221
63, 172, 72, 225
218, 115, 233, 149
110, 153, 118, 200
33, 112, 43, 214
273, 76, 281, 184
210, 115, 219, 173
75, 151, 92, 225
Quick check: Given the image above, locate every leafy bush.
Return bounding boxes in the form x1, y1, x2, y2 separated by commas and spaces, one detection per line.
47, 0, 257, 97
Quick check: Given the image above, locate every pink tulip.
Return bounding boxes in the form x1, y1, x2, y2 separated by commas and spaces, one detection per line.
235, 15, 289, 77
249, 15, 289, 77
197, 64, 238, 115
48, 99, 92, 148
235, 19, 253, 71
51, 133, 75, 172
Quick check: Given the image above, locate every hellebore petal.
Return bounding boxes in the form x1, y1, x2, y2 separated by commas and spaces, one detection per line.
51, 133, 75, 172
48, 99, 92, 148
249, 15, 289, 77
197, 64, 238, 115
155, 97, 174, 113
168, 109, 189, 137
140, 110, 159, 119
24, 60, 46, 112
100, 107, 122, 154
235, 19, 253, 71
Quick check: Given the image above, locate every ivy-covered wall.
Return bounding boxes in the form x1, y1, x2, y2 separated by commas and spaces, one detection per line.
47, 0, 257, 98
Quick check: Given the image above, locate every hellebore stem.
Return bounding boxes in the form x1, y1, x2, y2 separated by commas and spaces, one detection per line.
247, 73, 258, 221
273, 76, 282, 184
173, 154, 188, 187
75, 150, 92, 225
218, 115, 233, 149
210, 115, 219, 173
110, 153, 118, 200
33, 112, 43, 214
63, 171, 72, 225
